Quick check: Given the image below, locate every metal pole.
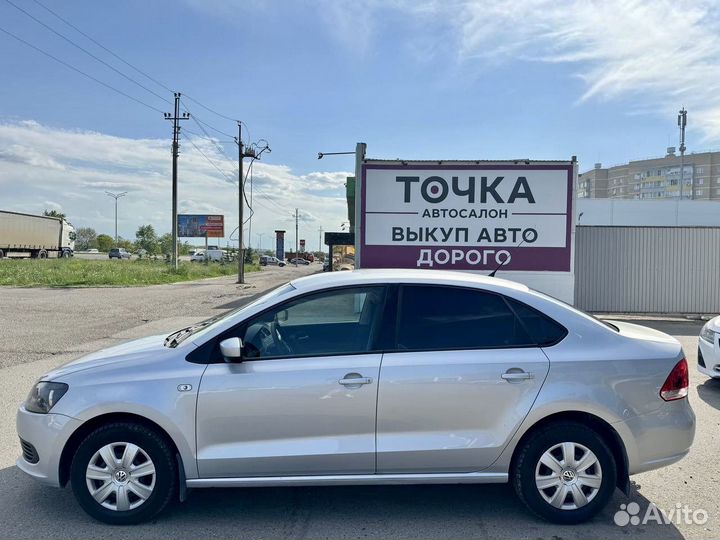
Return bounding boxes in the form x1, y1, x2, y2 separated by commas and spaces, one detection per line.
354, 143, 366, 268
237, 122, 245, 283
295, 208, 299, 266
114, 197, 118, 245
678, 108, 687, 200
248, 170, 253, 248
105, 192, 126, 246
318, 226, 323, 252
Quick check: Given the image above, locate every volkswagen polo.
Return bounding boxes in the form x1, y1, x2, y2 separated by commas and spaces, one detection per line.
17, 269, 694, 524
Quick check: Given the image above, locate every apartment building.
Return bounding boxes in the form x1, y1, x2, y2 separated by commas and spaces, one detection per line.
578, 148, 720, 200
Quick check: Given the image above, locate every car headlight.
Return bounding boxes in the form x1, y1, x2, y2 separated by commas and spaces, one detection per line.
700, 324, 717, 344
25, 381, 68, 414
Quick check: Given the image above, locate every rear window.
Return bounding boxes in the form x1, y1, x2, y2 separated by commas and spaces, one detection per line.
506, 298, 568, 346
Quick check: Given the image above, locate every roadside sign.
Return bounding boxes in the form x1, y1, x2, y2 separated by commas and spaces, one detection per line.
177, 215, 224, 238
359, 162, 573, 271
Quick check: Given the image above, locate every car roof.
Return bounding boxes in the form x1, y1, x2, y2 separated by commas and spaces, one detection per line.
290, 268, 529, 294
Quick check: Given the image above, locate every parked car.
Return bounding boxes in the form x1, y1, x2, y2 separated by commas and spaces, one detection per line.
108, 248, 131, 260
16, 270, 694, 525
190, 250, 206, 262
698, 316, 719, 378
290, 258, 310, 265
260, 255, 286, 267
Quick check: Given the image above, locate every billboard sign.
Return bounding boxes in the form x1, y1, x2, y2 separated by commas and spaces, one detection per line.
360, 162, 573, 271
177, 214, 224, 238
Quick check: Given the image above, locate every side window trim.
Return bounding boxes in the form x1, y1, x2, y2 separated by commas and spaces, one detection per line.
392, 283, 539, 353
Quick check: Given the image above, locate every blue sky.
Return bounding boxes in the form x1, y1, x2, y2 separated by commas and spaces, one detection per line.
1, 0, 719, 246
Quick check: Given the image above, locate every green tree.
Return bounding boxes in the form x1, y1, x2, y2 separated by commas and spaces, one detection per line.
43, 209, 66, 220
75, 227, 97, 251
135, 224, 159, 255
96, 234, 114, 252
159, 233, 173, 256
116, 237, 134, 251
244, 247, 255, 264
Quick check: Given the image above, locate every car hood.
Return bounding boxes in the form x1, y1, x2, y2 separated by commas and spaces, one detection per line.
706, 315, 720, 333
608, 320, 680, 345
41, 333, 181, 380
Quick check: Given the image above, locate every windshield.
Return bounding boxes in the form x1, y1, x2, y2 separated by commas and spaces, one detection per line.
164, 282, 296, 347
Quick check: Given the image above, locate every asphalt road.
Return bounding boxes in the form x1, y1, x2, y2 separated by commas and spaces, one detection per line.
0, 278, 717, 539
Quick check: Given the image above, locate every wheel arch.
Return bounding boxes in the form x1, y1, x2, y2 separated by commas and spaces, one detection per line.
509, 411, 630, 493
58, 412, 184, 488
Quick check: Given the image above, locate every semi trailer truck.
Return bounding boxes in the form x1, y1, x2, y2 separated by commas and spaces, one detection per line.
0, 211, 75, 259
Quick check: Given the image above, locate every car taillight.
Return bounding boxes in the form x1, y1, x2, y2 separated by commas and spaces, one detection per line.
660, 358, 689, 401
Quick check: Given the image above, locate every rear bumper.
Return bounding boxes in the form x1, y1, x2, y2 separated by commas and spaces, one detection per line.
15, 406, 81, 487
616, 398, 695, 475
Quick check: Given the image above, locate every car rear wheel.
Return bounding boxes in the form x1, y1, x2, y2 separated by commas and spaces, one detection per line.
70, 423, 177, 524
512, 422, 616, 524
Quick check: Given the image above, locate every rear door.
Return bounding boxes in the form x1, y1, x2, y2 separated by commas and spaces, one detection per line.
376, 285, 550, 473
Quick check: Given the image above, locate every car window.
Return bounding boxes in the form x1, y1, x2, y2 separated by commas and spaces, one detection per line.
396, 285, 533, 351
505, 297, 568, 346
237, 286, 386, 360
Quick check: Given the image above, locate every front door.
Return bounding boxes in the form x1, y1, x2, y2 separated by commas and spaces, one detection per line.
196, 286, 387, 478
376, 285, 550, 473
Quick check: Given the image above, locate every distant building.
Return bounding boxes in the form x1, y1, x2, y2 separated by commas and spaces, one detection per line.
578, 148, 720, 200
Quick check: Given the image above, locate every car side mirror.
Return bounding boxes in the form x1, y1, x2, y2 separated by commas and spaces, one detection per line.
219, 337, 243, 362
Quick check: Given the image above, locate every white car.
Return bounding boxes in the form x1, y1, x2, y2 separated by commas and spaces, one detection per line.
698, 316, 720, 378
191, 249, 226, 263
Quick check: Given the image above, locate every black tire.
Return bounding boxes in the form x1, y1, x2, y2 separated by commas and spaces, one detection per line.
512, 422, 617, 524
38, 250, 48, 259
0, 249, 4, 259
70, 422, 177, 525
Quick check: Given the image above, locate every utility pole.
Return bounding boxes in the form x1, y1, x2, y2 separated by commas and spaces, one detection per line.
678, 108, 688, 200
105, 191, 127, 245
164, 93, 189, 270
248, 168, 253, 248
256, 232, 264, 251
294, 208, 299, 266
318, 225, 323, 252
236, 122, 245, 283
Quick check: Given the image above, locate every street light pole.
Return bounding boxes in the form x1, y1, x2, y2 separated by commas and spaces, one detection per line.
105, 191, 127, 245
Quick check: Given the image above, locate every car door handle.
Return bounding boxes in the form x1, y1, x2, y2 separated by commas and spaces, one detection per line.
338, 375, 373, 386
501, 371, 534, 381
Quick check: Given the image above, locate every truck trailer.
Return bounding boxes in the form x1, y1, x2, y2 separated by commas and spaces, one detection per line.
0, 211, 76, 259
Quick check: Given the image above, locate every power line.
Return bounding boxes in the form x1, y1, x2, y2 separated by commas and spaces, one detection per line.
3, 0, 171, 105
0, 24, 165, 113
25, 0, 241, 135
183, 134, 236, 184
29, 0, 174, 94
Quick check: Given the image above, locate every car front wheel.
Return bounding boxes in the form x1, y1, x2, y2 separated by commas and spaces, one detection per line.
512, 422, 616, 524
70, 422, 177, 524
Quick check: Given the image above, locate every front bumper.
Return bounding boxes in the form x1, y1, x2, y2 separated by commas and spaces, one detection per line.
15, 406, 81, 487
698, 338, 720, 378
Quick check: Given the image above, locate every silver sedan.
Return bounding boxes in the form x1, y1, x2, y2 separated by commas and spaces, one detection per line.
16, 269, 695, 525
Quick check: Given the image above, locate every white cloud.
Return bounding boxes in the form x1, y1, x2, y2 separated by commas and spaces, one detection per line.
0, 121, 351, 249
317, 0, 720, 141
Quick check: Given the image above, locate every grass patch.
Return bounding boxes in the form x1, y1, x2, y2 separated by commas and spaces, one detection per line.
0, 258, 260, 287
